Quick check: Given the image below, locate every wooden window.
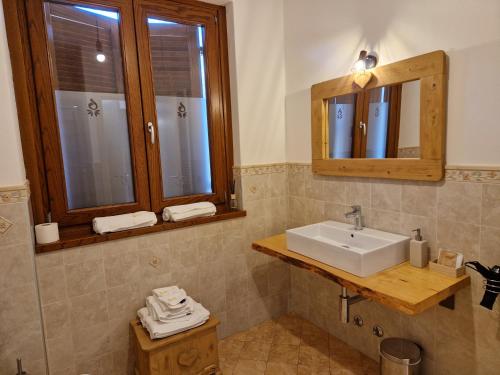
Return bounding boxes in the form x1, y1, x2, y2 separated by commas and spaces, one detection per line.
4, 0, 235, 240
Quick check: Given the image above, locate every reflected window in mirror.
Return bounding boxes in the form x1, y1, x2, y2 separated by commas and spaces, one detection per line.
327, 80, 420, 160
328, 94, 358, 158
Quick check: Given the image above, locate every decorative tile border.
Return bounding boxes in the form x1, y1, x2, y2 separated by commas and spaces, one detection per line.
0, 181, 30, 204
233, 163, 287, 176
445, 168, 500, 184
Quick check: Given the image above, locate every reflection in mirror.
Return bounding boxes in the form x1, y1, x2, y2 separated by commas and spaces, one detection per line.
328, 94, 357, 158
327, 81, 420, 159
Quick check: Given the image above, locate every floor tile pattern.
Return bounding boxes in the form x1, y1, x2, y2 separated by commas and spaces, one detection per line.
219, 314, 379, 375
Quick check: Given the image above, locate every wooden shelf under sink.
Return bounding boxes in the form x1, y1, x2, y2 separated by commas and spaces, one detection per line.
252, 234, 470, 315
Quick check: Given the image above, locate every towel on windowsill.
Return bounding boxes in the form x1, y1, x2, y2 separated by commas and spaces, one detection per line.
162, 202, 216, 222
92, 211, 157, 234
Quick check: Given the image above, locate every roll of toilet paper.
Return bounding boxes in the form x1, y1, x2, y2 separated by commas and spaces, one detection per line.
35, 222, 59, 244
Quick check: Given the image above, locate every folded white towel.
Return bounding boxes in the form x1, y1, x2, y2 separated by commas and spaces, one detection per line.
162, 202, 216, 222
146, 296, 194, 322
93, 211, 157, 234
153, 287, 187, 309
137, 302, 210, 340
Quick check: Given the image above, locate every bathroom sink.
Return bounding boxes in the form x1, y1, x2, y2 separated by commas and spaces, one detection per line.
286, 221, 410, 277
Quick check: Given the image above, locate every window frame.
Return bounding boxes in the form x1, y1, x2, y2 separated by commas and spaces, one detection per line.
134, 0, 230, 211
3, 0, 235, 234
25, 0, 152, 226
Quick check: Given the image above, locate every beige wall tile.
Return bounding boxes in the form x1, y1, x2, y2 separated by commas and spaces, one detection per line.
71, 321, 111, 361
103, 252, 139, 289
37, 265, 66, 305
304, 172, 324, 201
402, 181, 437, 217
288, 169, 305, 197
0, 202, 31, 246
46, 335, 75, 374
482, 184, 500, 228
305, 198, 326, 224
437, 219, 480, 259
42, 300, 71, 340
345, 178, 371, 208
366, 209, 401, 233
437, 181, 482, 224
0, 244, 35, 289
241, 174, 269, 202
69, 290, 108, 329
106, 282, 142, 319
36, 252, 63, 269
323, 178, 347, 204
269, 172, 287, 198
66, 259, 106, 297
62, 244, 103, 265
268, 261, 290, 295
371, 180, 402, 212
324, 203, 349, 223
479, 226, 500, 266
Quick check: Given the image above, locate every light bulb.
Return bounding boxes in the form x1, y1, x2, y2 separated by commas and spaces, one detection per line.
96, 53, 106, 63
353, 59, 366, 72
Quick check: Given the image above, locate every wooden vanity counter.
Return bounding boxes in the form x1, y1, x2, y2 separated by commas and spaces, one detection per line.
252, 234, 470, 315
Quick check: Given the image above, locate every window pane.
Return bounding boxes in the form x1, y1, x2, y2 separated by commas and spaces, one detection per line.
43, 2, 135, 209
366, 87, 390, 158
147, 18, 213, 199
328, 94, 356, 158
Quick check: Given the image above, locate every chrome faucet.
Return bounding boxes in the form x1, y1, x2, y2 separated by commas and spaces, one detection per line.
345, 205, 363, 230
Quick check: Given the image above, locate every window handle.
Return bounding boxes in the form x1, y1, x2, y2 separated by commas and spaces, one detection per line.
147, 122, 155, 144
359, 121, 366, 136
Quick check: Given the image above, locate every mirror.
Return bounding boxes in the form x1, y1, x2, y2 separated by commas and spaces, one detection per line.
311, 50, 447, 181
328, 81, 420, 159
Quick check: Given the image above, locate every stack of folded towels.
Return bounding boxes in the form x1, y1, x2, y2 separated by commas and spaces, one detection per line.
138, 286, 210, 340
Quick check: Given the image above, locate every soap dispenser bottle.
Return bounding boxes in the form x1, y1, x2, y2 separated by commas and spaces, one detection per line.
410, 228, 429, 268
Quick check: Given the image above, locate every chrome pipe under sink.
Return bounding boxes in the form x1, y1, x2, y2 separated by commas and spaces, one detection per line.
339, 287, 365, 323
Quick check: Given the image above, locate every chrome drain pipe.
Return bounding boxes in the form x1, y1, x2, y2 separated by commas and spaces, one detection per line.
339, 287, 365, 323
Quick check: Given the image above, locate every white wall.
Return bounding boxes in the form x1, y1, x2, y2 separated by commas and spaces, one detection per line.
0, 1, 26, 186
284, 0, 500, 165
226, 0, 286, 166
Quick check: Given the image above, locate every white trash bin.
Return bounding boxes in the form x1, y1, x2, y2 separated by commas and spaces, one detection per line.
379, 337, 422, 375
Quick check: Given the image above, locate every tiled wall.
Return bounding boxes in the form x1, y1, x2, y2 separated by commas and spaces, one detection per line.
287, 164, 500, 375
0, 186, 47, 374
2, 164, 499, 375
0, 166, 289, 375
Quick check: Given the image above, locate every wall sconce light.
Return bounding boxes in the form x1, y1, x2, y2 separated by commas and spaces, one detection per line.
352, 50, 378, 89
353, 50, 378, 72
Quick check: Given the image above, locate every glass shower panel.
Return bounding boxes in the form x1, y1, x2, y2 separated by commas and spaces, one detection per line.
366, 87, 390, 158
328, 94, 356, 158
43, 2, 135, 209
147, 17, 212, 199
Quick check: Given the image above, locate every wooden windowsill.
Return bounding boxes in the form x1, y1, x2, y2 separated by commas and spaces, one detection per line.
35, 209, 246, 253
252, 234, 470, 315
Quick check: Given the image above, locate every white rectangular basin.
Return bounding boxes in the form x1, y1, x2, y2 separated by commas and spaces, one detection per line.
286, 221, 410, 277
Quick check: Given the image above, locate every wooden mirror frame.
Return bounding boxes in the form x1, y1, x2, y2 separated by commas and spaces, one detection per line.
311, 50, 447, 181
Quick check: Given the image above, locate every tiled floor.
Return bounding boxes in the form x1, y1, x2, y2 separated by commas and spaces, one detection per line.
218, 314, 379, 375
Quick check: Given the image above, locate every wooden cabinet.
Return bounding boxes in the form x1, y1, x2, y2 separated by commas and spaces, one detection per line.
131, 317, 220, 375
